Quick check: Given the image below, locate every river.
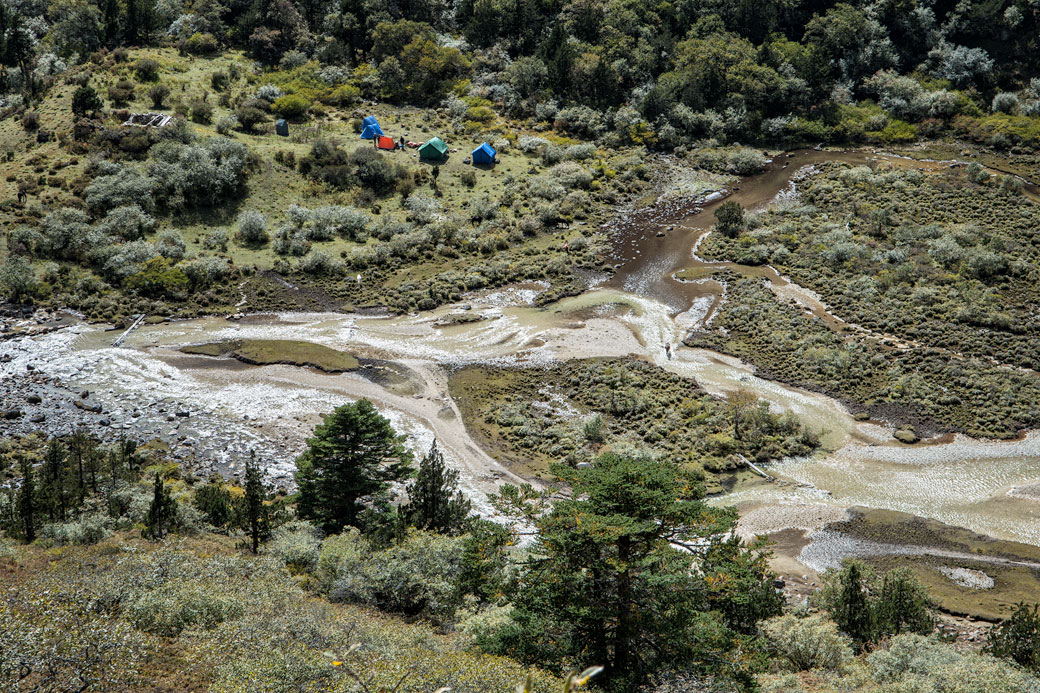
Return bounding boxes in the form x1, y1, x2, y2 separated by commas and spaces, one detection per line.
3, 147, 1039, 557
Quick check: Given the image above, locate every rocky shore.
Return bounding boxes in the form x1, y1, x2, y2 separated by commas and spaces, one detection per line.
1, 308, 294, 485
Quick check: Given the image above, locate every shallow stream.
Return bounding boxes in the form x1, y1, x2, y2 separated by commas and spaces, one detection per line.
4, 147, 1039, 552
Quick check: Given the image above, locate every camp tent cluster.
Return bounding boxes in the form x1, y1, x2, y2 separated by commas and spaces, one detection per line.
359, 115, 498, 167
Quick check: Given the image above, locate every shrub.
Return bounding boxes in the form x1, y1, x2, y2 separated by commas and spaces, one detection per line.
993, 92, 1021, 115
331, 84, 361, 105
190, 98, 214, 124
84, 166, 155, 214
279, 50, 308, 69
760, 613, 853, 672
71, 85, 102, 116
125, 257, 188, 297
134, 58, 160, 81
328, 530, 467, 624
148, 138, 250, 209
255, 84, 284, 102
460, 170, 477, 187
203, 228, 229, 250
727, 148, 767, 175
216, 114, 238, 135
147, 84, 170, 108
40, 513, 112, 545
267, 520, 322, 573
564, 143, 595, 160
154, 229, 186, 260
128, 581, 245, 636
271, 94, 310, 119
108, 79, 135, 106
236, 210, 269, 245
22, 111, 39, 131
234, 101, 268, 132
96, 204, 157, 241
180, 32, 219, 55
210, 70, 230, 91
298, 250, 342, 275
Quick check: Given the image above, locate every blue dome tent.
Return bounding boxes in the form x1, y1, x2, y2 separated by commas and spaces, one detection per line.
362, 115, 379, 127
360, 120, 384, 139
471, 142, 496, 165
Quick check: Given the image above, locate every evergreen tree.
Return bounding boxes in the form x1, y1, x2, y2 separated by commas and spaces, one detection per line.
294, 399, 412, 534
490, 452, 762, 690
241, 452, 269, 553
71, 85, 103, 117
143, 473, 177, 540
405, 441, 471, 535
194, 476, 233, 528
715, 200, 745, 237
821, 560, 875, 646
39, 438, 71, 522
875, 567, 935, 636
987, 602, 1040, 672
16, 456, 36, 543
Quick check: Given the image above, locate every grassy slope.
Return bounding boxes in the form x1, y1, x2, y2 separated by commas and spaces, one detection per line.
0, 531, 560, 692
1, 48, 658, 321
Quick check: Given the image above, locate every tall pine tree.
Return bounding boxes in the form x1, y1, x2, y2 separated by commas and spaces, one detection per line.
144, 473, 177, 540
405, 441, 471, 535
295, 399, 412, 534
16, 456, 36, 543
241, 452, 269, 553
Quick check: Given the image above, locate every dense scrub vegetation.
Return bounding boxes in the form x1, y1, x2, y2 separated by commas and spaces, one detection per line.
3, 428, 1040, 691
701, 163, 1040, 371
5, 0, 1040, 151
687, 276, 1040, 438
450, 357, 820, 483
5, 0, 1040, 318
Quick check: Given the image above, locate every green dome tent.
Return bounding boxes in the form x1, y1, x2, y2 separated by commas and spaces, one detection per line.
418, 137, 448, 160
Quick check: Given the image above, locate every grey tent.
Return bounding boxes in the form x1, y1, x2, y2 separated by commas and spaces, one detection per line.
276, 119, 289, 136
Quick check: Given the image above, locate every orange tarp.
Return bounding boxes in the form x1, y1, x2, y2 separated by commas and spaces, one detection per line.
376, 136, 396, 150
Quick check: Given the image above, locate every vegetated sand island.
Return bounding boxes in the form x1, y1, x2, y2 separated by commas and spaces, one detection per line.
5, 9, 1040, 690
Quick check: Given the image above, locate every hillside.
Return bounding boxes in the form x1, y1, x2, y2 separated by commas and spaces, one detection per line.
6, 1, 1040, 692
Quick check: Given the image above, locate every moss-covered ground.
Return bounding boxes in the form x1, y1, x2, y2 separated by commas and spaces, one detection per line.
180, 338, 360, 372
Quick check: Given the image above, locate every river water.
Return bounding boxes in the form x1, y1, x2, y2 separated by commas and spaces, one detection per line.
3, 147, 1039, 550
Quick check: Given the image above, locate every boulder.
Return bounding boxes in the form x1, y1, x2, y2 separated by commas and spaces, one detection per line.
2, 409, 22, 419
73, 399, 103, 414
26, 394, 42, 404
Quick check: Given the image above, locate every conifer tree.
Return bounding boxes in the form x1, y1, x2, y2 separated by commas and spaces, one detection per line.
144, 473, 177, 540
405, 441, 471, 535
16, 456, 36, 543
295, 399, 412, 534
242, 452, 269, 553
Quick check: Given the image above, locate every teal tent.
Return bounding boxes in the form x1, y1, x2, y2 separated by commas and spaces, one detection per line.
472, 142, 495, 165
418, 137, 448, 160
276, 119, 289, 136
